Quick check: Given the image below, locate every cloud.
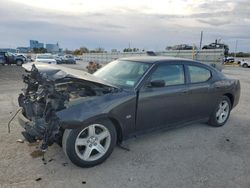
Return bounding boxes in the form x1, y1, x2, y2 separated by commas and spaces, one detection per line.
197, 18, 231, 26
0, 0, 250, 52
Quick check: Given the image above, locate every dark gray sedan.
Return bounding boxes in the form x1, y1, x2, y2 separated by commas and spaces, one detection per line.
18, 57, 240, 167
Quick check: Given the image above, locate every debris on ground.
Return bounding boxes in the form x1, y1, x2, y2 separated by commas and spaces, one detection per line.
16, 139, 24, 143
30, 150, 44, 158
62, 162, 68, 166
35, 177, 42, 182
48, 158, 54, 163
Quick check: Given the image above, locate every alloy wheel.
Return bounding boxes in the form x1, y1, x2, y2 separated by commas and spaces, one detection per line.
74, 124, 111, 161
216, 100, 230, 124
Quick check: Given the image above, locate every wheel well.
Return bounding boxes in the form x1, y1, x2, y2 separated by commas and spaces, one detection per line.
108, 117, 123, 143
61, 116, 124, 144
16, 59, 23, 63
224, 93, 234, 106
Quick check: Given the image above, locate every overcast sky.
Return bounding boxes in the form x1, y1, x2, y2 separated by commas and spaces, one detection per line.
1, 0, 250, 52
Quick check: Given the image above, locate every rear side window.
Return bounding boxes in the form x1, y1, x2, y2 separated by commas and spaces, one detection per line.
188, 65, 211, 83
150, 64, 185, 86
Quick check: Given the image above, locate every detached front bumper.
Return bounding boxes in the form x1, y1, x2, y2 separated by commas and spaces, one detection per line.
18, 108, 45, 143
18, 106, 62, 148
18, 108, 31, 129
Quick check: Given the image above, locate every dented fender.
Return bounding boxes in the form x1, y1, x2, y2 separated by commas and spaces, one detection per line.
57, 90, 137, 137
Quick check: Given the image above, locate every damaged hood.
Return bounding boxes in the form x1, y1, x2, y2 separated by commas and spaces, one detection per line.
22, 63, 118, 88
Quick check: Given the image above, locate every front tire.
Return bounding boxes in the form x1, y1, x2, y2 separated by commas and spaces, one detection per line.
208, 96, 231, 127
16, 60, 23, 66
62, 119, 117, 168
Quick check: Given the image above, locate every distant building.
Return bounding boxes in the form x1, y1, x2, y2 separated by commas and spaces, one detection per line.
16, 47, 31, 53
46, 43, 60, 53
0, 48, 16, 53
30, 40, 44, 49
111, 49, 118, 53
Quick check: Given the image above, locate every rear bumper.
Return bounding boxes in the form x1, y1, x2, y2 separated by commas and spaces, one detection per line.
232, 80, 241, 109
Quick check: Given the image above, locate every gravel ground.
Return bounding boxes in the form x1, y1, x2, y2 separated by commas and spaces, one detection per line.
0, 64, 250, 188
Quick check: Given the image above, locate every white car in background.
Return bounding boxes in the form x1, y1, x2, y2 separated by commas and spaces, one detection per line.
35, 54, 57, 64
240, 60, 250, 68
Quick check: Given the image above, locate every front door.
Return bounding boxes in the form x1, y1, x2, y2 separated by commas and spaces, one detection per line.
5, 52, 15, 64
136, 63, 190, 132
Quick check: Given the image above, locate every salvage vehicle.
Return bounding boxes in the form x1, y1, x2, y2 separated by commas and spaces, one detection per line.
35, 54, 57, 64
62, 55, 76, 64
240, 59, 250, 68
53, 54, 63, 64
18, 57, 240, 167
170, 44, 194, 50
202, 42, 229, 56
52, 54, 76, 64
0, 51, 26, 66
223, 57, 235, 64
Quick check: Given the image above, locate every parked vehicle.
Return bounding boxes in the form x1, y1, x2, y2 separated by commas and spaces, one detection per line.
62, 55, 76, 64
35, 54, 57, 64
53, 55, 63, 64
0, 51, 26, 66
18, 57, 240, 167
74, 56, 82, 61
240, 59, 250, 68
14, 54, 27, 62
0, 53, 5, 65
224, 57, 235, 63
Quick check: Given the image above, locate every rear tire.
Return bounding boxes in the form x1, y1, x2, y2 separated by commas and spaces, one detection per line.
242, 63, 248, 68
208, 96, 231, 127
62, 119, 117, 168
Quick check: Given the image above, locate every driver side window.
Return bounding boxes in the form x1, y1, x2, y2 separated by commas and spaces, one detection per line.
150, 64, 185, 87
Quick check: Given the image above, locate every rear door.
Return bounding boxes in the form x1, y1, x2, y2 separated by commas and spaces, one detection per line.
136, 63, 190, 132
185, 64, 216, 119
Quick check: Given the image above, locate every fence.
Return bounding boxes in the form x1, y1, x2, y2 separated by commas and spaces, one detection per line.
81, 49, 224, 64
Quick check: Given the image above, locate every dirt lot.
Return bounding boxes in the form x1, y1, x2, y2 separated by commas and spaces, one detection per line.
0, 64, 250, 188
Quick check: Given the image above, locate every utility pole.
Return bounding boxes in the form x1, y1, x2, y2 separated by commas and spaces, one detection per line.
234, 40, 238, 59
199, 31, 203, 50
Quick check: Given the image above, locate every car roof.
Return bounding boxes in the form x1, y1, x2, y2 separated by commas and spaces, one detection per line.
119, 56, 200, 64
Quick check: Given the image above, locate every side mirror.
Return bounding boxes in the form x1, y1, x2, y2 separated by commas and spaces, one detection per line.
150, 80, 165, 87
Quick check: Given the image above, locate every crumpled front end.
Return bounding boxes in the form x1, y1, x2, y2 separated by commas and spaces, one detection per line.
18, 64, 118, 151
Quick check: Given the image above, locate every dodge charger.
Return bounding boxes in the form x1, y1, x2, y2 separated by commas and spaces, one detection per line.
18, 57, 240, 167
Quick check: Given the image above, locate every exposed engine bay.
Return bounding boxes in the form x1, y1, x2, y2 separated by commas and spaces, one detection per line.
18, 64, 117, 151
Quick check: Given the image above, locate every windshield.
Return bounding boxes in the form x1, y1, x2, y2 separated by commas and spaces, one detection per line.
94, 60, 150, 88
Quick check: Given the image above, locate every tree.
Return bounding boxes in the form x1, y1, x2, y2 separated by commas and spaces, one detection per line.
33, 47, 47, 53
73, 47, 89, 55
228, 52, 250, 57
123, 48, 133, 52
79, 47, 89, 53
133, 48, 139, 52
